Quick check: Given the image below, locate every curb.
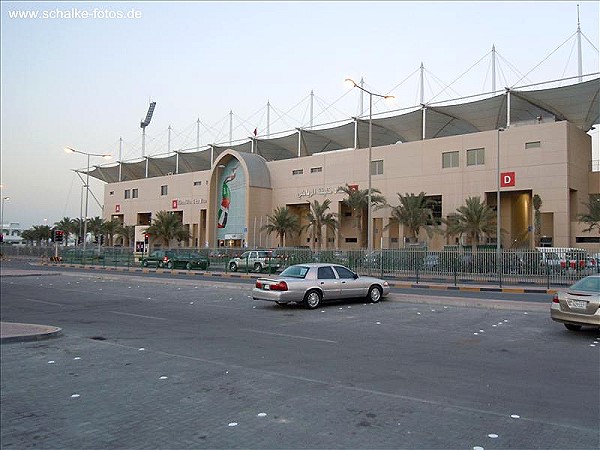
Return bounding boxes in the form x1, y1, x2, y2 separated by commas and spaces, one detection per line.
45, 263, 557, 294
0, 323, 63, 344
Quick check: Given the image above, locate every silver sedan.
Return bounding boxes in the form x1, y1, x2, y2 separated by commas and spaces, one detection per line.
252, 263, 390, 309
551, 274, 600, 331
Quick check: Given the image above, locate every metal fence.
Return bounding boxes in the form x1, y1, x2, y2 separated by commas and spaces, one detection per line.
2, 244, 598, 288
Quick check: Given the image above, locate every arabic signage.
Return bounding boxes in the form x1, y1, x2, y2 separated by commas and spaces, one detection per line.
297, 186, 343, 199
172, 198, 207, 209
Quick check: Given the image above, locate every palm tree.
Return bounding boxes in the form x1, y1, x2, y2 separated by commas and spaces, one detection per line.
20, 228, 36, 245
444, 196, 496, 252
387, 192, 435, 244
87, 216, 105, 245
103, 218, 123, 247
578, 194, 600, 234
30, 225, 51, 246
120, 225, 136, 248
145, 211, 190, 248
71, 218, 85, 245
303, 199, 338, 251
262, 206, 301, 248
338, 184, 386, 248
54, 217, 75, 247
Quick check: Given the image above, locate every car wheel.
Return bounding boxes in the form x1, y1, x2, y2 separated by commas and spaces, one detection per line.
254, 262, 263, 273
367, 285, 382, 303
167, 261, 174, 269
142, 260, 148, 267
229, 262, 238, 272
304, 290, 322, 309
185, 262, 192, 270
564, 323, 582, 331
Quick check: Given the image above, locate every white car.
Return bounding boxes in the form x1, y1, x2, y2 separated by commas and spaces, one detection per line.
252, 263, 390, 309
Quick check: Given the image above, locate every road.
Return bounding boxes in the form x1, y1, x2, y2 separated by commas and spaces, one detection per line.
1, 264, 598, 449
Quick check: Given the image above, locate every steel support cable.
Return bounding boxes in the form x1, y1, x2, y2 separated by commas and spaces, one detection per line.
511, 31, 578, 88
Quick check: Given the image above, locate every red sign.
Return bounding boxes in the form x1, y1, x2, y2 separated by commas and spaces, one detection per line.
501, 172, 515, 187
172, 199, 178, 209
115, 204, 120, 213
348, 184, 359, 192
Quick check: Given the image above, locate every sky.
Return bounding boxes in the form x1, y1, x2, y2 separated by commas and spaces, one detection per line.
1, 0, 599, 229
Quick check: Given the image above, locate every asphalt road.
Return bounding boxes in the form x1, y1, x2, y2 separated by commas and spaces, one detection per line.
1, 267, 599, 449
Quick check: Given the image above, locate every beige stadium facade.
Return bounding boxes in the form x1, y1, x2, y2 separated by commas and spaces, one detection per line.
97, 80, 600, 253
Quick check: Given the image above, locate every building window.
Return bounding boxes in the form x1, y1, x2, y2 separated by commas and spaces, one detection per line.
132, 189, 138, 199
425, 195, 443, 225
575, 236, 600, 243
124, 189, 131, 199
292, 169, 304, 175
310, 167, 322, 173
525, 141, 541, 149
160, 185, 168, 196
109, 191, 114, 196
370, 160, 384, 175
442, 151, 459, 168
193, 181, 202, 186
345, 237, 358, 243
466, 148, 485, 166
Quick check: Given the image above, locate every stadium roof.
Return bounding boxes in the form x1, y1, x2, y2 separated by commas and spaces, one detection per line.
86, 76, 600, 184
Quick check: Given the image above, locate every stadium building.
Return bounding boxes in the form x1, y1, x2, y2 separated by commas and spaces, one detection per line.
88, 77, 600, 253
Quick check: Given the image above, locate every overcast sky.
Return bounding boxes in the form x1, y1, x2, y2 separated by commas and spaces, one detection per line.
1, 1, 599, 229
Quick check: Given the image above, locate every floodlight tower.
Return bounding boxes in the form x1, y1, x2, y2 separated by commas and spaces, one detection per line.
140, 101, 157, 157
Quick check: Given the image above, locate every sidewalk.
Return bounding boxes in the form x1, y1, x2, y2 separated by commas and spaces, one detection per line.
0, 322, 62, 344
0, 268, 63, 343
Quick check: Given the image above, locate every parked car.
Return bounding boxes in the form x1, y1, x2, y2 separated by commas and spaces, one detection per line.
538, 251, 562, 272
228, 250, 281, 273
252, 263, 390, 309
561, 250, 595, 272
551, 274, 600, 331
140, 250, 210, 270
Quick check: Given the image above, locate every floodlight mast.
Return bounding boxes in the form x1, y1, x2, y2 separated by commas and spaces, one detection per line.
140, 101, 157, 157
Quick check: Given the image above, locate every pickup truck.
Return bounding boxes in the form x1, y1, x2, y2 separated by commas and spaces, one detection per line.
141, 250, 210, 270
228, 250, 281, 273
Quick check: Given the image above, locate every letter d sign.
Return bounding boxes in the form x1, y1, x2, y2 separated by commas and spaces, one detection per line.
500, 171, 515, 187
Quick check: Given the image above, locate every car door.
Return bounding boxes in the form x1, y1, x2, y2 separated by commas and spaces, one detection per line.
334, 265, 365, 298
149, 251, 162, 266
238, 251, 251, 269
317, 265, 341, 300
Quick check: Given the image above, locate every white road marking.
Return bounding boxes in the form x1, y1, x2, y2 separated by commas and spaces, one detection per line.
241, 328, 337, 344
109, 311, 167, 321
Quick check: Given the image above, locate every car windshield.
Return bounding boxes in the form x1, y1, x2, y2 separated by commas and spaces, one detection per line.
570, 276, 600, 293
280, 265, 310, 278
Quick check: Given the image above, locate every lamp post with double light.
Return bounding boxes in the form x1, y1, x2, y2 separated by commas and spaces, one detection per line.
344, 78, 394, 271
64, 147, 112, 252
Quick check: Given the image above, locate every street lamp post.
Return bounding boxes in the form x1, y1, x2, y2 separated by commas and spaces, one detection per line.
345, 79, 394, 272
65, 147, 111, 252
497, 128, 505, 286
1, 196, 9, 241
